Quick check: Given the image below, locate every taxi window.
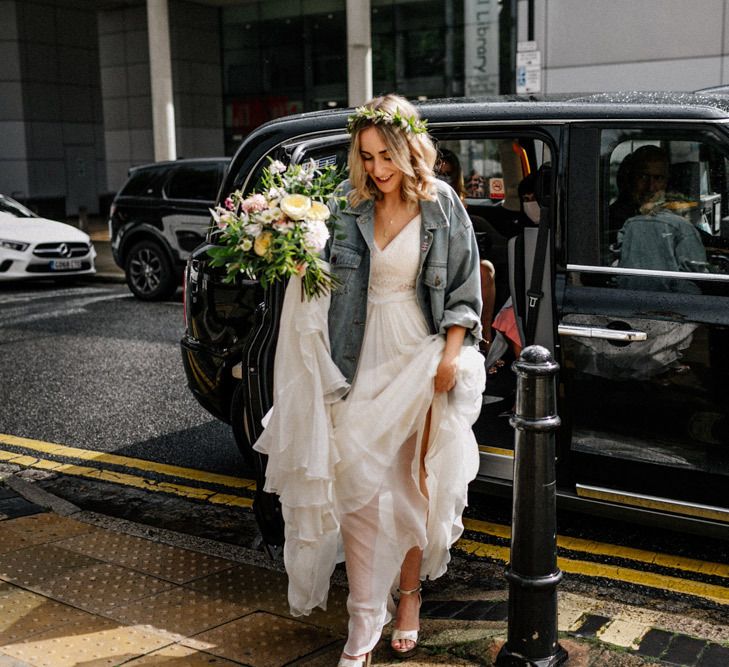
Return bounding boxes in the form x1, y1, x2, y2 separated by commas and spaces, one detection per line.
238, 138, 350, 197
599, 130, 729, 285
437, 138, 552, 208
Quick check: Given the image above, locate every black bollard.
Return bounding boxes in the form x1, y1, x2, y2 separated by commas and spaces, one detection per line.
495, 345, 568, 667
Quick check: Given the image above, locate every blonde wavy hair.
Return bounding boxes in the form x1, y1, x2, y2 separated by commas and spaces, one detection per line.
347, 94, 437, 207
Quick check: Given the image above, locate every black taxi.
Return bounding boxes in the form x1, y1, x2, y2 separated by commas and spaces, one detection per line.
182, 93, 729, 540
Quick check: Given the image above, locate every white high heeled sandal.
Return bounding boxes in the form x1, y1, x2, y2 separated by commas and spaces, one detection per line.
390, 584, 422, 658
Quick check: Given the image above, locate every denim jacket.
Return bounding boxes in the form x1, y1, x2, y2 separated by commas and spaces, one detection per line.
324, 178, 482, 385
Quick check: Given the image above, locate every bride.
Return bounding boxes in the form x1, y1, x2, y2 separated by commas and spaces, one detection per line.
254, 94, 485, 666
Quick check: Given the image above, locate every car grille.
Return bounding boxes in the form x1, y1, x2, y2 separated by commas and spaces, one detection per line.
33, 242, 90, 258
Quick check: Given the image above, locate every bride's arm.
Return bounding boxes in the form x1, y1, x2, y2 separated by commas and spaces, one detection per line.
434, 324, 466, 392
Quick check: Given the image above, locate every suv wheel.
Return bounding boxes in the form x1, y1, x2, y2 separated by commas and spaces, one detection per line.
125, 239, 177, 300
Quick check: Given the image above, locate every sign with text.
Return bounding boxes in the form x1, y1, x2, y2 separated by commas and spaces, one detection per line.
464, 0, 500, 97
516, 44, 541, 94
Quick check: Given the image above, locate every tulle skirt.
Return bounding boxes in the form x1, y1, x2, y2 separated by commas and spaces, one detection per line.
254, 276, 485, 655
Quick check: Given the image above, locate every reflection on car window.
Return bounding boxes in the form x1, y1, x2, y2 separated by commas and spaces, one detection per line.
600, 130, 729, 282
119, 168, 163, 198
166, 164, 223, 201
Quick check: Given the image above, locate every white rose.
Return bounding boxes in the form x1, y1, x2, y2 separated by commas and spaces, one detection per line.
280, 194, 311, 220
306, 200, 331, 222
302, 219, 330, 252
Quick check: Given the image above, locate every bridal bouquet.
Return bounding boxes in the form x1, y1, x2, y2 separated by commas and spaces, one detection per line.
207, 159, 345, 299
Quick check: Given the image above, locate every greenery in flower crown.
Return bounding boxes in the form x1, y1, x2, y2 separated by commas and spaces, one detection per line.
206, 159, 346, 299
346, 106, 428, 135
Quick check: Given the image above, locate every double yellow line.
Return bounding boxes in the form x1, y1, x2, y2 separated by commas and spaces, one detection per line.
0, 433, 254, 508
458, 519, 729, 606
1, 433, 728, 606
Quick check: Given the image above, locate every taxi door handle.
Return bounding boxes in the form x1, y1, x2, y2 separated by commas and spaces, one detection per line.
558, 324, 648, 342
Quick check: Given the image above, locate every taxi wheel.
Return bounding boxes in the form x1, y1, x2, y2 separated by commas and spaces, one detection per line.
125, 239, 177, 300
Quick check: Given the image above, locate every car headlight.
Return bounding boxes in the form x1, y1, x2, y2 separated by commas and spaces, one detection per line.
0, 239, 29, 252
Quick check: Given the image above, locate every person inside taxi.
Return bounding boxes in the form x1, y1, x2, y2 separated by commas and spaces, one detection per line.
435, 148, 466, 200
614, 191, 709, 291
435, 148, 496, 351
609, 145, 670, 237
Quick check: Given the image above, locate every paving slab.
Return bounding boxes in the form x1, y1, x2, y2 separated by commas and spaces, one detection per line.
182, 611, 340, 666
0, 544, 101, 588
31, 562, 175, 615
124, 643, 242, 665
101, 586, 253, 640
1, 513, 95, 544
56, 530, 235, 584
0, 614, 172, 667
184, 562, 351, 635
0, 585, 93, 645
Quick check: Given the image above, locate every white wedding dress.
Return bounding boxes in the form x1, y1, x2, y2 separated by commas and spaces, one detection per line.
254, 215, 485, 655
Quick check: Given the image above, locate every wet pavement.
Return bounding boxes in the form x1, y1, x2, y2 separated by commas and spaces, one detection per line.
1, 473, 728, 666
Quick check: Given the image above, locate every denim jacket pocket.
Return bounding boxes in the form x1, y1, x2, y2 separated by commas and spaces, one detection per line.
423, 264, 447, 290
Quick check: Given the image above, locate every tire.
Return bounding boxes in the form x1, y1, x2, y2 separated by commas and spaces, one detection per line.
230, 381, 256, 471
124, 239, 177, 300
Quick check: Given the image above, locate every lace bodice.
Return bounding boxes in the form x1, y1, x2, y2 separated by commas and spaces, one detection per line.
368, 215, 421, 300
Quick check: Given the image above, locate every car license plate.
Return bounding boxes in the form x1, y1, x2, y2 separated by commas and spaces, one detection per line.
51, 259, 82, 270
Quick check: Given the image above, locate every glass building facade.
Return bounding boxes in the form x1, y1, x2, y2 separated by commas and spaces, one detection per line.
221, 0, 515, 153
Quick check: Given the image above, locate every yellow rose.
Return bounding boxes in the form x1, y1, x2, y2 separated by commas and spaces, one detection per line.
280, 194, 311, 220
307, 200, 331, 222
254, 231, 273, 256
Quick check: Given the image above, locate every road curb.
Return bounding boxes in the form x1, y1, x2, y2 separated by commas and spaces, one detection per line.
2, 472, 80, 516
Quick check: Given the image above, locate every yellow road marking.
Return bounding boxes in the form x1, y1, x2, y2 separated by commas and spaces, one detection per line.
455, 538, 729, 606
0, 449, 252, 508
0, 433, 255, 491
2, 435, 727, 605
463, 517, 729, 580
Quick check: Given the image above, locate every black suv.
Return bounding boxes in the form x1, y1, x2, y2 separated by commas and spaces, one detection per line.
182, 94, 729, 539
110, 157, 228, 300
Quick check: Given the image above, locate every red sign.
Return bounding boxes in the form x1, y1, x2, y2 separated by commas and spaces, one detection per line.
230, 97, 303, 134
489, 177, 505, 199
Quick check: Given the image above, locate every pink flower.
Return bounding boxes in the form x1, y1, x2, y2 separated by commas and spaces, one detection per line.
241, 194, 267, 213
217, 212, 232, 229
224, 197, 234, 211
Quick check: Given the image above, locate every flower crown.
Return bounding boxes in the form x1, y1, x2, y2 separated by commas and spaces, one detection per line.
346, 106, 428, 135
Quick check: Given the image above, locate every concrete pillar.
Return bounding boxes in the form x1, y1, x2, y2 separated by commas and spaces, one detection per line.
346, 0, 372, 107
147, 0, 177, 161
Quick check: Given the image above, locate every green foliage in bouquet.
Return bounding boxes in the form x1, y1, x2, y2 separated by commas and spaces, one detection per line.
206, 159, 346, 299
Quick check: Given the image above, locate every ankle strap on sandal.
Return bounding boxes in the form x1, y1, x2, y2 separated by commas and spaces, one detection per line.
397, 585, 422, 596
